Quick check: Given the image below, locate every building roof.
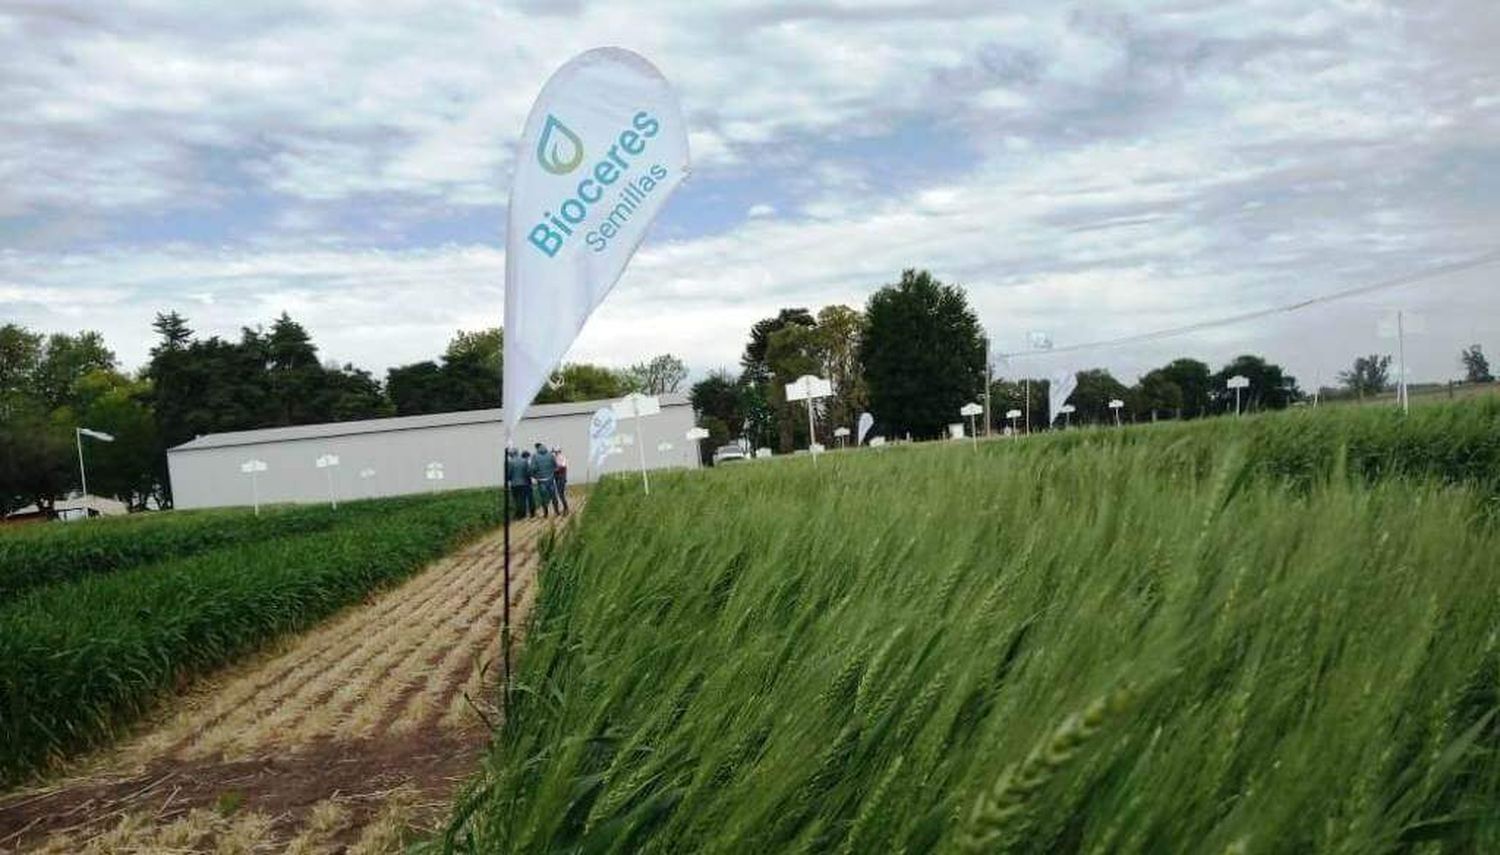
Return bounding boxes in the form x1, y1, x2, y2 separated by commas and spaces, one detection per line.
168, 393, 691, 453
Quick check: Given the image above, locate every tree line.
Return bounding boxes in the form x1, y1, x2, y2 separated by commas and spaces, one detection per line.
690, 269, 1496, 455
4, 269, 1492, 512
1, 313, 686, 516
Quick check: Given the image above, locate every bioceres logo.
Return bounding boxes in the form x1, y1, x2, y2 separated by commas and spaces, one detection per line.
528, 110, 668, 258
536, 115, 585, 174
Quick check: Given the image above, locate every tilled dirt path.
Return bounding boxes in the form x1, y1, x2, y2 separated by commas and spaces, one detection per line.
0, 506, 576, 853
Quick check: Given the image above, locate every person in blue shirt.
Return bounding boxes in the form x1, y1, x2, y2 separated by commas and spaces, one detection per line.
506, 449, 532, 519
529, 443, 562, 517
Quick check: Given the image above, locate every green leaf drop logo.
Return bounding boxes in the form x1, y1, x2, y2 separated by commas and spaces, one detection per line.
537, 115, 585, 175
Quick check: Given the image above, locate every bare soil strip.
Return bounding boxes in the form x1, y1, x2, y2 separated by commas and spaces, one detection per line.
0, 505, 578, 853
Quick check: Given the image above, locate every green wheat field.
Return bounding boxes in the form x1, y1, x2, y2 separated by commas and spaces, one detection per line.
442, 399, 1500, 853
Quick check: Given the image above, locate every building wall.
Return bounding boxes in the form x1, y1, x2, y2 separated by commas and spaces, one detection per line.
167, 404, 698, 510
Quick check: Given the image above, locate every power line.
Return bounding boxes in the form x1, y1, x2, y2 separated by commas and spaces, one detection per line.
996, 249, 1500, 360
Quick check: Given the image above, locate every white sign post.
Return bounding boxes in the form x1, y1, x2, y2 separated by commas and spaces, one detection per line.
833, 426, 850, 449
785, 374, 833, 465
959, 402, 983, 450
1227, 375, 1250, 416
1059, 404, 1076, 429
1108, 399, 1125, 427
425, 461, 445, 493
1005, 408, 1022, 434
240, 459, 267, 515
613, 392, 661, 494
316, 453, 341, 510
685, 426, 709, 468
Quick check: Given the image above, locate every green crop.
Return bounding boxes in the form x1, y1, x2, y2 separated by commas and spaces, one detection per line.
1025, 395, 1500, 498
0, 489, 501, 786
444, 409, 1500, 852
0, 494, 440, 603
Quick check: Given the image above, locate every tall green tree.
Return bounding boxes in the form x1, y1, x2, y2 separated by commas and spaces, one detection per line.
860, 270, 985, 440
1215, 355, 1301, 412
989, 378, 1047, 430
1136, 367, 1186, 420
1338, 354, 1392, 400
75, 370, 161, 509
689, 369, 745, 463
741, 309, 815, 385
445, 328, 503, 376
536, 363, 626, 404
0, 324, 43, 411
767, 324, 823, 451
1460, 345, 1493, 384
814, 305, 868, 436
32, 331, 116, 411
1070, 369, 1132, 425
0, 400, 73, 517
622, 354, 688, 396
1151, 358, 1213, 418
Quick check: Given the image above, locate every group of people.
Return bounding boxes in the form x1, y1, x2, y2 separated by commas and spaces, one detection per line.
505, 443, 569, 519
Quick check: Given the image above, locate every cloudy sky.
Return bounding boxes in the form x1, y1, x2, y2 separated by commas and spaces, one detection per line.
2, 0, 1497, 388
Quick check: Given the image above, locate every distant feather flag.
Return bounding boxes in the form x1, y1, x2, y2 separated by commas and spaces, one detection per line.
1048, 370, 1078, 426
503, 48, 691, 433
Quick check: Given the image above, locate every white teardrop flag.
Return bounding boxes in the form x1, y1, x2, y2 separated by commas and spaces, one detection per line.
503, 48, 690, 434
1049, 370, 1078, 427
856, 412, 875, 446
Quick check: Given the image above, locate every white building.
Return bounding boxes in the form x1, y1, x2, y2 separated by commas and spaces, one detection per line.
166, 395, 697, 510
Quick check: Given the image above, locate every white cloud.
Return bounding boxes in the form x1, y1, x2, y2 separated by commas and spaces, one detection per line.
2, 0, 1498, 392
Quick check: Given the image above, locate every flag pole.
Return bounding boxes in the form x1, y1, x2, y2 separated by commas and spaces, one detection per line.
502, 430, 513, 714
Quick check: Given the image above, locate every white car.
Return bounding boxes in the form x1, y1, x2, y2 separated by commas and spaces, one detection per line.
712, 444, 748, 465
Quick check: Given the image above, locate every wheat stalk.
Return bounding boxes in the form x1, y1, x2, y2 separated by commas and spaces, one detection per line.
958, 686, 1135, 852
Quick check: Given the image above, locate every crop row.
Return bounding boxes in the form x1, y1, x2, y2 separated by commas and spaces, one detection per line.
1027, 394, 1500, 496
445, 433, 1500, 852
0, 489, 501, 786
0, 493, 440, 603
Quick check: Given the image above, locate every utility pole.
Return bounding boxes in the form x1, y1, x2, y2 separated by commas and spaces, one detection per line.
984, 336, 993, 438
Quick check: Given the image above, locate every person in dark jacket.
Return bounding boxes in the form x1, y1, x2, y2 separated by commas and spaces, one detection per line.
518, 450, 537, 518
530, 443, 562, 517
506, 449, 532, 519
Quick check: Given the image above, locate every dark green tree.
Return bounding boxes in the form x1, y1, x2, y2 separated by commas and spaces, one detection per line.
536, 362, 626, 404
989, 378, 1047, 431
75, 370, 161, 509
741, 309, 815, 386
1070, 369, 1132, 425
1338, 354, 1392, 400
814, 305, 868, 437
689, 369, 746, 463
1461, 345, 1493, 384
860, 270, 985, 440
1153, 358, 1213, 418
767, 324, 822, 451
622, 354, 688, 395
1136, 368, 1185, 420
1215, 355, 1301, 412
32, 331, 116, 411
